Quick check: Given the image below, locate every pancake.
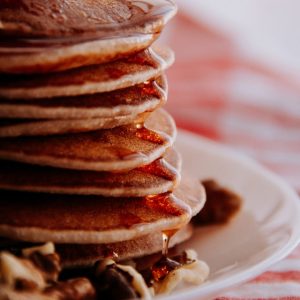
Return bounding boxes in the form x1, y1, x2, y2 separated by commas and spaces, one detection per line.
0, 0, 177, 74
0, 109, 176, 171
0, 77, 166, 119
57, 225, 192, 268
0, 77, 167, 137
0, 114, 142, 137
0, 177, 206, 244
0, 226, 192, 268
0, 148, 181, 197
0, 47, 174, 99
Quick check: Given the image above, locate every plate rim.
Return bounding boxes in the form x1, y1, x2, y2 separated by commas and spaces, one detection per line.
158, 129, 300, 300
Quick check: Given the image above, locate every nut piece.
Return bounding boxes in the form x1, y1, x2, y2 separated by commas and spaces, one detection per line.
193, 179, 242, 225
22, 242, 55, 257
0, 252, 46, 291
44, 278, 96, 300
154, 250, 209, 294
23, 242, 61, 283
96, 258, 151, 300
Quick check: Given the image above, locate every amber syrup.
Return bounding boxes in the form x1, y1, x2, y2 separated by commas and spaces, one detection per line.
150, 229, 181, 282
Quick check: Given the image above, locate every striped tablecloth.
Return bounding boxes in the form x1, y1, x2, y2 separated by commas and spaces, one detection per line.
166, 12, 300, 299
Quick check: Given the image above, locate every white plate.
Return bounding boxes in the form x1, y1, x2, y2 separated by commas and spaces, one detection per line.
159, 130, 300, 300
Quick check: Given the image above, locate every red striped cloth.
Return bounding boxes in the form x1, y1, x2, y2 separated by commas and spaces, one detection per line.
166, 12, 300, 298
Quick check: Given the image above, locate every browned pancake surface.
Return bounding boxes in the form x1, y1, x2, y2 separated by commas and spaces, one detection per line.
0, 177, 205, 244
57, 226, 192, 267
0, 0, 139, 38
0, 192, 187, 237
0, 109, 176, 171
0, 80, 161, 107
0, 47, 173, 99
0, 149, 181, 197
0, 78, 166, 118
0, 0, 175, 38
0, 2, 176, 74
0, 126, 164, 162
0, 226, 192, 268
0, 114, 141, 137
1, 49, 158, 89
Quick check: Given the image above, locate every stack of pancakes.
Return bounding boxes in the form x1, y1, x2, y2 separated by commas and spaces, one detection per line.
0, 0, 206, 269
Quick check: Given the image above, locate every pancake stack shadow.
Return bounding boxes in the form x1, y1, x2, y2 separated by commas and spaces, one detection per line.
0, 1, 206, 269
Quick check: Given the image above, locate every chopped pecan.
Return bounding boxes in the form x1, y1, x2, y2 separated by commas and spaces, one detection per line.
29, 252, 60, 283
96, 263, 138, 300
44, 278, 96, 300
193, 179, 242, 225
0, 252, 45, 291
153, 250, 209, 295
22, 242, 61, 282
95, 259, 151, 299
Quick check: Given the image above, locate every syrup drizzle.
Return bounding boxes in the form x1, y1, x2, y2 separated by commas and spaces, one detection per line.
144, 193, 190, 218
148, 229, 181, 283
161, 229, 178, 257
137, 158, 178, 181
135, 126, 166, 145
148, 198, 191, 283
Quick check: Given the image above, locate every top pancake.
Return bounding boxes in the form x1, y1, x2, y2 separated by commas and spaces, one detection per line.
0, 176, 205, 244
0, 109, 176, 171
0, 0, 177, 73
0, 46, 174, 99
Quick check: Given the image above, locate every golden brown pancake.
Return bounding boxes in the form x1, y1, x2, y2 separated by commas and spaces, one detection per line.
0, 0, 144, 38
0, 77, 166, 119
0, 226, 192, 268
0, 148, 181, 197
0, 109, 176, 171
0, 114, 142, 137
0, 77, 167, 137
0, 1, 177, 73
0, 47, 174, 99
0, 177, 205, 244
57, 225, 192, 268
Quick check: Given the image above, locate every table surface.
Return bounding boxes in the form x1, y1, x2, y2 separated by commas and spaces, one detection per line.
165, 12, 300, 299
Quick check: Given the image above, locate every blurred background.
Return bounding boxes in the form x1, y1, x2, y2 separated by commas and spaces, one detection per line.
163, 0, 300, 192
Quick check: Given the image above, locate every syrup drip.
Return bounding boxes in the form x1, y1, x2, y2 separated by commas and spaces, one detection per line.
135, 126, 166, 145
151, 256, 180, 283
147, 204, 190, 283
137, 157, 178, 181
144, 194, 189, 218
102, 248, 119, 260
161, 229, 178, 257
149, 229, 181, 283
142, 79, 164, 100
